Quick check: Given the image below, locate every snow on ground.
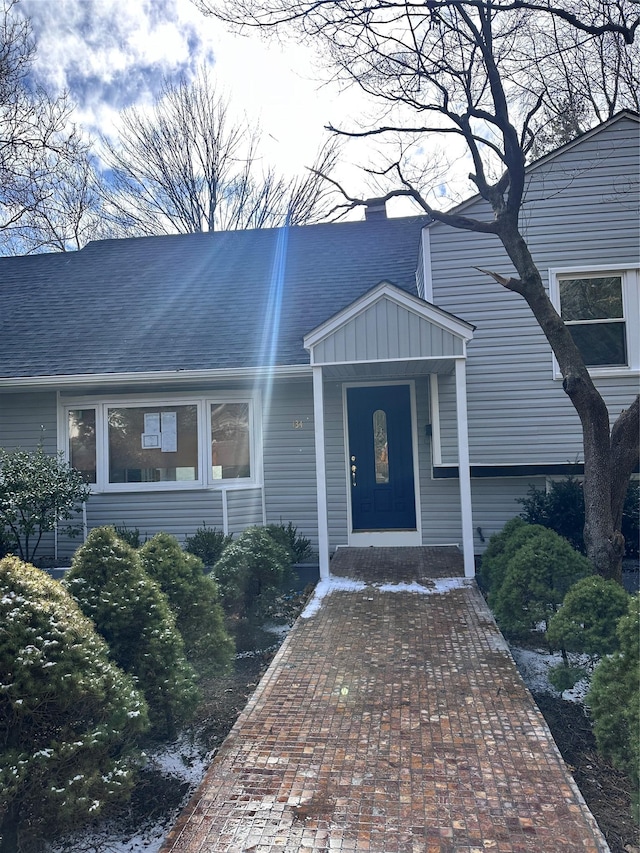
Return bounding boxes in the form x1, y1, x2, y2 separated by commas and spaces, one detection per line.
510, 645, 591, 702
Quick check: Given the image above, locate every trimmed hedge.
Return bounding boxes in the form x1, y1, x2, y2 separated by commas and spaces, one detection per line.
0, 556, 147, 851
65, 527, 199, 739
490, 526, 593, 639
139, 533, 234, 676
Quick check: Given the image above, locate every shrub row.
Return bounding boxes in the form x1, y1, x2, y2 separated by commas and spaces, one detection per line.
0, 520, 306, 851
480, 519, 638, 821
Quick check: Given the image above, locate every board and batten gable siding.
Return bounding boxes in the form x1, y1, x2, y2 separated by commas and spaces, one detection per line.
311, 295, 463, 364
426, 114, 640, 467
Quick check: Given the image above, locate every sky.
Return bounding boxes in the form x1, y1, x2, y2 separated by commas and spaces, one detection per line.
18, 0, 389, 211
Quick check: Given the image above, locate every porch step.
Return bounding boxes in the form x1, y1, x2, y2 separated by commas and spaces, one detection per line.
329, 545, 464, 583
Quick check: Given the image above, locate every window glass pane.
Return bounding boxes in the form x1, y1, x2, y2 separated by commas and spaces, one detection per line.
373, 409, 389, 484
569, 323, 627, 367
108, 405, 198, 484
68, 409, 96, 484
560, 276, 623, 321
211, 403, 250, 479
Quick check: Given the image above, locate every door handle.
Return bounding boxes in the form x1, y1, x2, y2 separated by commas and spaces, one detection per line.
351, 456, 357, 487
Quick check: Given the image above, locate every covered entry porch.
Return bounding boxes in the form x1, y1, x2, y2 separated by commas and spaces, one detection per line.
303, 282, 476, 579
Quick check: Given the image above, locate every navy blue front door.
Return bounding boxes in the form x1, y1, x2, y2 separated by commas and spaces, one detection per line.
347, 385, 417, 531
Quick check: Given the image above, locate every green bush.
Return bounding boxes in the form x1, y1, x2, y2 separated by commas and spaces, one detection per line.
0, 556, 148, 852
213, 526, 291, 618
184, 524, 233, 570
478, 519, 550, 608
546, 576, 630, 692
265, 521, 314, 564
139, 533, 234, 676
0, 446, 91, 562
113, 524, 146, 549
587, 595, 640, 821
518, 476, 639, 559
547, 575, 631, 656
65, 527, 199, 739
492, 527, 593, 640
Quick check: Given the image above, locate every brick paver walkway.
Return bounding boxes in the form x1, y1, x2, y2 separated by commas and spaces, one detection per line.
161, 549, 609, 853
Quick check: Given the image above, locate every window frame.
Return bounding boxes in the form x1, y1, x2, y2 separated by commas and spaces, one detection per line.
549, 265, 639, 378
59, 391, 262, 493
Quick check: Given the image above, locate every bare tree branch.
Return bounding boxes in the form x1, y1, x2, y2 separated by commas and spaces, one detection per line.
99, 67, 340, 236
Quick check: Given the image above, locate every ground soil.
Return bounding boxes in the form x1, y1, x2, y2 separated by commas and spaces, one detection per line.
532, 693, 639, 853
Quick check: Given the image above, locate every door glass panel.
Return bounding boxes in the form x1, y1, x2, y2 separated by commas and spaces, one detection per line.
373, 409, 389, 484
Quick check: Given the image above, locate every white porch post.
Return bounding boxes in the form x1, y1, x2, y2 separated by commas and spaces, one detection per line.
455, 358, 475, 578
312, 366, 330, 579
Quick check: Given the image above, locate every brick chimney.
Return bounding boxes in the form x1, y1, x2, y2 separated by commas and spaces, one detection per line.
364, 200, 387, 221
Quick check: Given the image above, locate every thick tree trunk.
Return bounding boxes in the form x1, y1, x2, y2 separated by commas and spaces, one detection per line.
497, 222, 638, 581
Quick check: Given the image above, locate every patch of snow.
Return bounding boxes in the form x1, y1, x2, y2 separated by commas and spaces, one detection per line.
510, 646, 591, 703
300, 578, 367, 618
377, 577, 471, 594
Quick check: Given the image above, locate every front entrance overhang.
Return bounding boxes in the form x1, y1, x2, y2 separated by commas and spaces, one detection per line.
304, 282, 475, 580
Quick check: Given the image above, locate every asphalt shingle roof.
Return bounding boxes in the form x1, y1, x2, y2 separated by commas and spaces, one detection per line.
0, 216, 428, 379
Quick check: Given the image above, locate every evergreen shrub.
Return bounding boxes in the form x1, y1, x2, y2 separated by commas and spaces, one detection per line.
478, 518, 548, 607
265, 521, 314, 564
213, 526, 291, 618
492, 527, 593, 640
0, 556, 148, 852
546, 575, 630, 692
65, 527, 199, 739
184, 524, 233, 570
139, 532, 234, 675
587, 594, 640, 820
547, 575, 631, 656
518, 476, 639, 559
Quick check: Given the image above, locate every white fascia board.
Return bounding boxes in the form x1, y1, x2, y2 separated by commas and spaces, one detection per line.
420, 226, 433, 302
304, 281, 474, 353
310, 353, 466, 369
0, 364, 312, 391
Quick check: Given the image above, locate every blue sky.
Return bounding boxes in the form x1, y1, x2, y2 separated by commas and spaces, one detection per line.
18, 0, 368, 188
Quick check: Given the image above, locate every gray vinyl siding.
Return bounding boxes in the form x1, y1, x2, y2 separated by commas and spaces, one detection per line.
429, 115, 640, 466
227, 489, 264, 533
262, 379, 319, 548
415, 378, 464, 545
0, 391, 58, 453
470, 477, 547, 553
324, 380, 350, 550
0, 391, 60, 561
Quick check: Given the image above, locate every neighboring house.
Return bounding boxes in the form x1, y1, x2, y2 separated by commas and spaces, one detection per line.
0, 112, 638, 578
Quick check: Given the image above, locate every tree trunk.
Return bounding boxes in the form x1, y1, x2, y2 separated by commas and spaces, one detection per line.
497, 222, 638, 581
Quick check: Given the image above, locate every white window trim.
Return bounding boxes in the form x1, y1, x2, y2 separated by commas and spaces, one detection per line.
549, 264, 640, 378
59, 391, 262, 493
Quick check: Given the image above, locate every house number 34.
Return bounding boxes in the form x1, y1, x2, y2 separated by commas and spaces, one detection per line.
293, 420, 304, 429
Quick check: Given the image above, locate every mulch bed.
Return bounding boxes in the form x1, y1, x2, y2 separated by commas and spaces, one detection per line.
533, 693, 639, 853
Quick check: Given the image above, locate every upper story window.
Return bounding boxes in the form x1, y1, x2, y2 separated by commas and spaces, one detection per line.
550, 266, 639, 377
61, 393, 259, 492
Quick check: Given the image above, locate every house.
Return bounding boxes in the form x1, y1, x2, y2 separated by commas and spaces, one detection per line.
0, 112, 638, 578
